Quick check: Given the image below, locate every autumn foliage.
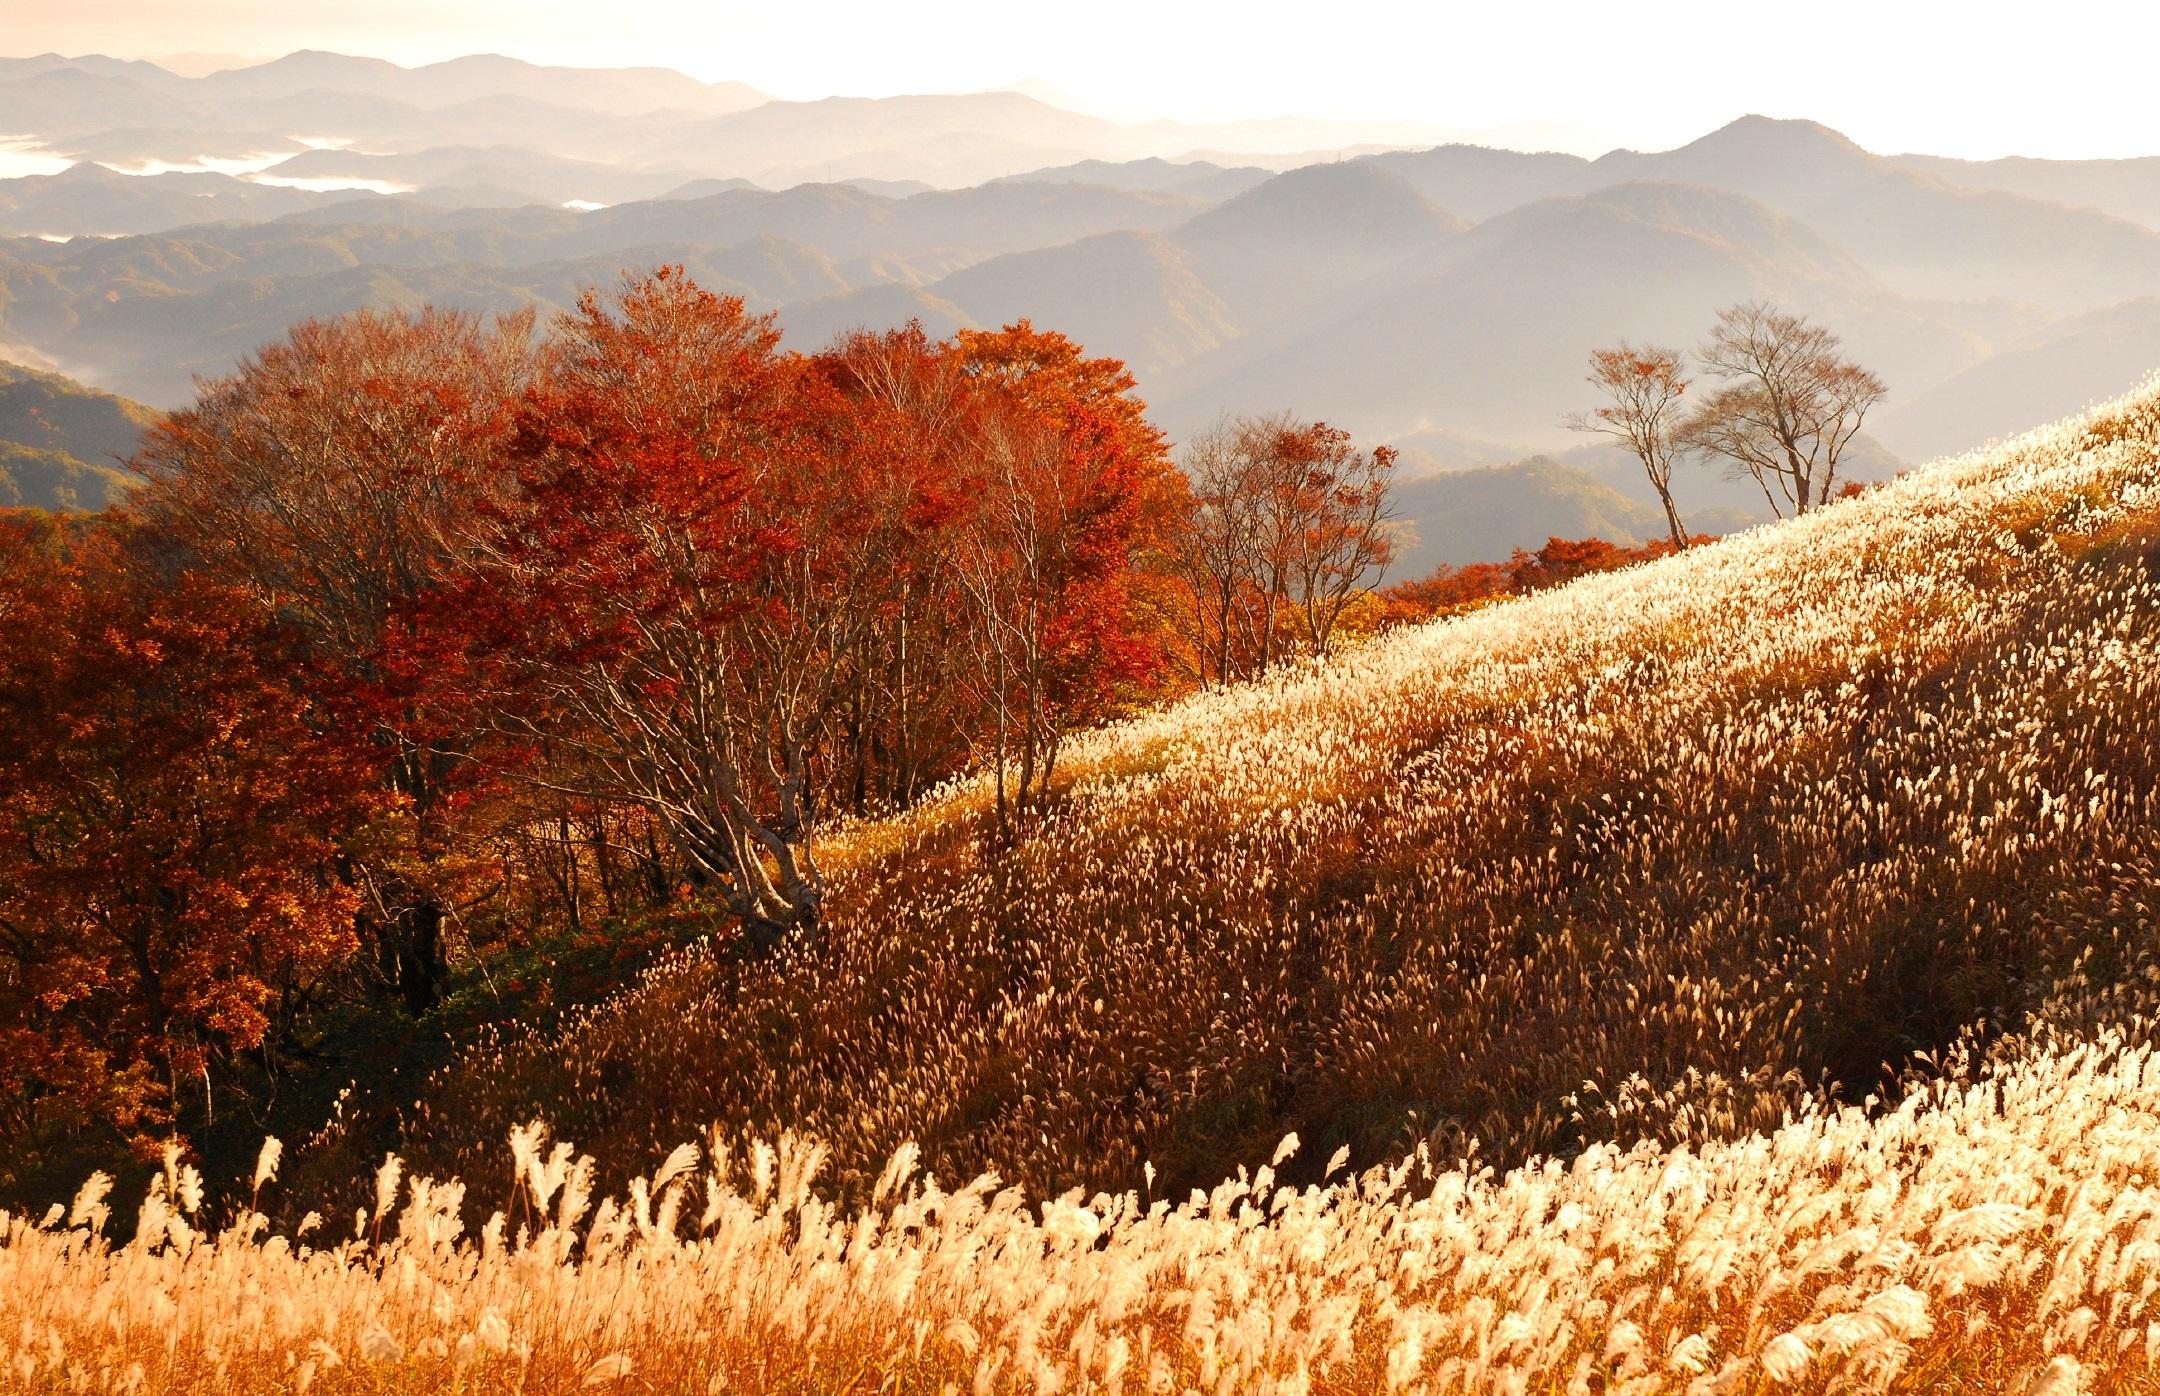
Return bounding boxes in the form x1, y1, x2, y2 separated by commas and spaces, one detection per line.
1173, 413, 1399, 685
421, 283, 1191, 941
5, 251, 2160, 1394
5, 374, 2158, 1396
1372, 532, 1707, 627
0, 512, 373, 1167
134, 306, 535, 1015
0, 271, 1261, 1177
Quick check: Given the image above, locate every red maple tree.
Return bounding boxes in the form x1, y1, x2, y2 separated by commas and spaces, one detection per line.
0, 511, 375, 1155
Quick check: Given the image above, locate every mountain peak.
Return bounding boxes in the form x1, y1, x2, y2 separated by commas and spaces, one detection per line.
1693, 113, 1868, 154
50, 160, 124, 183
1586, 114, 1881, 212
426, 53, 533, 70
255, 48, 397, 70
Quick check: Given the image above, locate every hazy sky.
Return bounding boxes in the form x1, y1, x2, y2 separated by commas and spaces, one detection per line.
6, 0, 2158, 158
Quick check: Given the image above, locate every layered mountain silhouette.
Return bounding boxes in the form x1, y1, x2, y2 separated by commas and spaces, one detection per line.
1171, 161, 1465, 327
990, 157, 1272, 202
1152, 181, 1995, 449
1892, 151, 2160, 229
176, 50, 768, 115
6, 56, 2160, 557
934, 231, 1238, 375
0, 49, 1482, 213
1875, 299, 2160, 458
1388, 458, 1669, 577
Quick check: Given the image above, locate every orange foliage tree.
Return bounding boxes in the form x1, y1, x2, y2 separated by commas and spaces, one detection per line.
424, 284, 1185, 938
1565, 343, 1693, 550
813, 324, 990, 814
953, 321, 1187, 829
429, 272, 888, 946
1172, 413, 1398, 685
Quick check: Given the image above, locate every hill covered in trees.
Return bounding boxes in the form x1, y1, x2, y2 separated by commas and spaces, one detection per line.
0, 360, 155, 508
9, 23, 2160, 1391
7, 370, 2159, 1394
0, 276, 1422, 1203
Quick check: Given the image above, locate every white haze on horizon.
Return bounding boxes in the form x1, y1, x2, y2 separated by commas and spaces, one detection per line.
0, 138, 73, 179
2, 0, 2157, 161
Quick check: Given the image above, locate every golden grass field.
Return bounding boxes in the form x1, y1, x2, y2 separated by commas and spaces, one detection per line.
8, 381, 2160, 1392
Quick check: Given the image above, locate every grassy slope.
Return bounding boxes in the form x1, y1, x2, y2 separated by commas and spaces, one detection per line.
16, 378, 2160, 1396
355, 378, 2160, 1214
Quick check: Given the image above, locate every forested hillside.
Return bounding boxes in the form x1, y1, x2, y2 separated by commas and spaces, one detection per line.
0, 360, 154, 508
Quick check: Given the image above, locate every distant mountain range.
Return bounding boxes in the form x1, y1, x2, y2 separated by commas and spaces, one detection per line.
4, 54, 2160, 560
0, 48, 1505, 218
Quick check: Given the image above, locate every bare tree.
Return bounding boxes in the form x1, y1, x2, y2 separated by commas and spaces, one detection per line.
1171, 413, 1399, 679
1176, 418, 1267, 688
1566, 343, 1693, 550
1681, 303, 1886, 517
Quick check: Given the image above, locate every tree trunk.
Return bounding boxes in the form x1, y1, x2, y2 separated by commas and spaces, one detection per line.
1659, 491, 1688, 550
393, 899, 447, 1015
739, 889, 818, 953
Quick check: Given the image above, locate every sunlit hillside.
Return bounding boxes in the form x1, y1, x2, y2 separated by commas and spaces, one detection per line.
338, 375, 2160, 1206
7, 381, 2160, 1393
